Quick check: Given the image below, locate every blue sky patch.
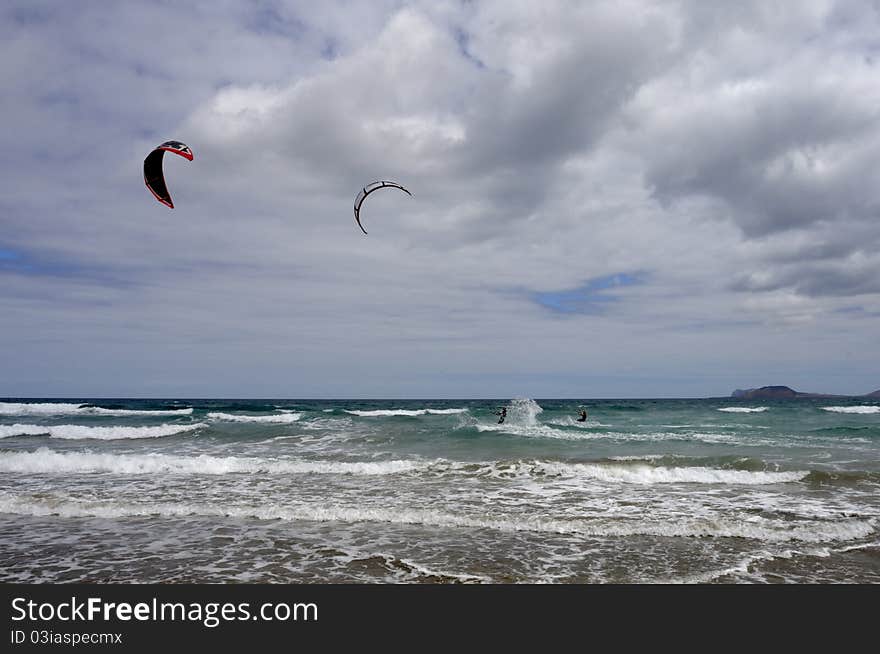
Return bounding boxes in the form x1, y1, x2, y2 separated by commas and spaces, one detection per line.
10, 5, 52, 27
321, 37, 338, 61
0, 246, 133, 289
248, 4, 306, 38
531, 272, 647, 315
453, 27, 485, 69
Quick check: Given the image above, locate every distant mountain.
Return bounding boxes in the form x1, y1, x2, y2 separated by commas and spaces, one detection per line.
732, 386, 798, 399
732, 386, 809, 399
730, 385, 878, 399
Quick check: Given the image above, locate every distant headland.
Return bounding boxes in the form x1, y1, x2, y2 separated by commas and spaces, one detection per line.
731, 385, 880, 400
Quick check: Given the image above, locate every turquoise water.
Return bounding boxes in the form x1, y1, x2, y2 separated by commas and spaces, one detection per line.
1, 397, 878, 583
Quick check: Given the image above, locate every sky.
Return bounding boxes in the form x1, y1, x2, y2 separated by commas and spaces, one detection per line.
1, 0, 879, 399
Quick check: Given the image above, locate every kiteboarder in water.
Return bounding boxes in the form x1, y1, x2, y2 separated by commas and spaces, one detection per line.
496, 407, 507, 424
577, 409, 588, 422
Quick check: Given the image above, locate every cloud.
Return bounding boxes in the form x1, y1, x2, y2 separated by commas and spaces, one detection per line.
1, 0, 878, 397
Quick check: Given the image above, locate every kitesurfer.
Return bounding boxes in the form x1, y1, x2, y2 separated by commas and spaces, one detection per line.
353, 180, 412, 234
144, 140, 193, 208
495, 407, 507, 424
577, 409, 588, 422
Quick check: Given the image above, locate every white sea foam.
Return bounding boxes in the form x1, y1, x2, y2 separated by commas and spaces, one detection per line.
671, 546, 831, 584
425, 457, 806, 485
609, 455, 667, 461
837, 540, 880, 553
0, 402, 192, 416
0, 403, 85, 415
634, 431, 742, 444
89, 407, 193, 416
0, 423, 205, 440
475, 422, 595, 440
476, 423, 740, 444
0, 425, 51, 438
207, 412, 302, 423
671, 553, 772, 584
717, 407, 768, 413
548, 417, 602, 427
0, 447, 806, 486
678, 538, 880, 584
473, 399, 573, 438
386, 556, 493, 583
0, 493, 872, 544
821, 406, 880, 414
476, 399, 629, 440
459, 459, 806, 484
345, 408, 468, 417
532, 461, 807, 485
0, 449, 424, 475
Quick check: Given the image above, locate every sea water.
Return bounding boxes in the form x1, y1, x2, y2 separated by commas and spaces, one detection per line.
1, 397, 878, 583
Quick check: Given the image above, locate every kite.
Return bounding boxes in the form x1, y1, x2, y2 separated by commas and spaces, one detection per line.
144, 140, 193, 208
353, 181, 411, 234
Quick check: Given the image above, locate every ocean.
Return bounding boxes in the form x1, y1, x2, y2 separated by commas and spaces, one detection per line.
1, 397, 878, 584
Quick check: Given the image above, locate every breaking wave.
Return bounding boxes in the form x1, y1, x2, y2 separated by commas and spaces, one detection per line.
718, 407, 768, 413
821, 406, 880, 414
345, 408, 468, 417
0, 448, 811, 486
0, 493, 872, 544
0, 449, 423, 476
456, 459, 808, 485
0, 402, 192, 417
474, 423, 740, 445
207, 412, 302, 423
0, 423, 206, 440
